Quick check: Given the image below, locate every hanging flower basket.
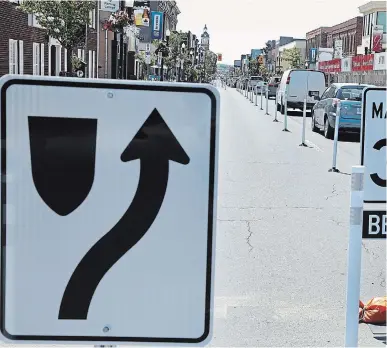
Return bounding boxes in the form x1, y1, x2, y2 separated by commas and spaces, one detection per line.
103, 10, 133, 32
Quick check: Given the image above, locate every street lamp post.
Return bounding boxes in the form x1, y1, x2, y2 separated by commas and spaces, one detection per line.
156, 29, 170, 82
178, 42, 185, 82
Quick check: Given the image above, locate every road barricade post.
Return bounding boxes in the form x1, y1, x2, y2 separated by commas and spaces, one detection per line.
344, 166, 364, 348
300, 99, 308, 146
265, 87, 269, 115
250, 87, 254, 103
273, 91, 279, 122
329, 102, 341, 173
283, 92, 289, 132
255, 86, 258, 106
260, 86, 264, 110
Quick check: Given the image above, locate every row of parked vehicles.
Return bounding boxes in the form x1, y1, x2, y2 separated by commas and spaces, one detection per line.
229, 69, 373, 139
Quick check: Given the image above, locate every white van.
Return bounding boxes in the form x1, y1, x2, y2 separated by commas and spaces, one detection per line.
277, 69, 326, 113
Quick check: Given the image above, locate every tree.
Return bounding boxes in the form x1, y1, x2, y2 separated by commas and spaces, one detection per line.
248, 59, 259, 75
281, 47, 302, 69
19, 0, 96, 74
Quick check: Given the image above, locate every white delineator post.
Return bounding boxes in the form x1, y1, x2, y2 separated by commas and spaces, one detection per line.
255, 86, 258, 106
283, 90, 289, 132
344, 166, 364, 348
260, 86, 264, 110
300, 98, 307, 146
330, 101, 341, 173
265, 86, 269, 115
273, 91, 279, 122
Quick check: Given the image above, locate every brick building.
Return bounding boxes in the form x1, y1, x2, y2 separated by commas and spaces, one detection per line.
306, 27, 330, 55
0, 0, 48, 76
0, 0, 98, 78
326, 17, 363, 57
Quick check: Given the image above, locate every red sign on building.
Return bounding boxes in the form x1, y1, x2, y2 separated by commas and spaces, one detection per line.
318, 59, 342, 73
352, 54, 374, 71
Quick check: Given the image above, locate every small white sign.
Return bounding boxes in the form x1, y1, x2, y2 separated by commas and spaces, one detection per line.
361, 87, 387, 204
0, 75, 219, 345
101, 0, 120, 12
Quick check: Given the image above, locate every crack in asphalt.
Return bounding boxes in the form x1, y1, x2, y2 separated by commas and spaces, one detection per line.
325, 184, 340, 200
245, 221, 254, 253
362, 242, 380, 260
377, 270, 386, 287
220, 206, 323, 210
329, 218, 345, 227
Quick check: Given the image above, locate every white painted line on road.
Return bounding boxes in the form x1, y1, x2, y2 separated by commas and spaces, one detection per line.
305, 140, 324, 153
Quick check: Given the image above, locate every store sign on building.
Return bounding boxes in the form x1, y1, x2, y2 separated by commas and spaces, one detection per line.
101, 0, 120, 12
341, 57, 352, 72
374, 52, 386, 71
318, 59, 341, 73
352, 54, 374, 72
334, 40, 343, 59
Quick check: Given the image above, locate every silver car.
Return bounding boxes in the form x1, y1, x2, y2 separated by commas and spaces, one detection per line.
267, 76, 281, 98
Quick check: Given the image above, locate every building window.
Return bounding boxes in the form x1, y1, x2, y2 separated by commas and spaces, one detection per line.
33, 42, 41, 75
92, 51, 96, 78
89, 9, 96, 28
376, 11, 386, 33
9, 39, 23, 74
40, 44, 45, 75
88, 50, 92, 77
28, 14, 43, 28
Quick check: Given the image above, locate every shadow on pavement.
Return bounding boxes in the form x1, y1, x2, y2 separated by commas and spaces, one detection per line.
287, 110, 312, 117
339, 133, 361, 143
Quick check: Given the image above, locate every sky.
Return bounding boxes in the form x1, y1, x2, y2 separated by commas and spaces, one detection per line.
176, 0, 367, 64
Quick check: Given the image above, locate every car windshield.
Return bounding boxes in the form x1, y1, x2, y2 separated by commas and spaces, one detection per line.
337, 87, 367, 101
250, 76, 263, 81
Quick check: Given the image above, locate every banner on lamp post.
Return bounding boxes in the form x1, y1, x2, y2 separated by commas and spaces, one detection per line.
133, 0, 150, 26
372, 25, 383, 53
151, 11, 164, 40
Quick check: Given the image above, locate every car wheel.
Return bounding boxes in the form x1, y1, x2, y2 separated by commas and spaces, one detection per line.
277, 102, 281, 112
311, 111, 318, 132
324, 116, 334, 139
280, 100, 285, 114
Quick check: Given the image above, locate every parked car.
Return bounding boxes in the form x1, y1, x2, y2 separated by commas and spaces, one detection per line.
277, 69, 326, 113
311, 83, 373, 139
267, 76, 281, 98
249, 76, 266, 93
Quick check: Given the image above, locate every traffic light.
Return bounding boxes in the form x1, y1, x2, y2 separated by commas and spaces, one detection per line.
217, 53, 223, 62
258, 55, 264, 65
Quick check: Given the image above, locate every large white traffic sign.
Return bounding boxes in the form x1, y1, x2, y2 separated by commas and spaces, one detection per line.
361, 87, 386, 204
0, 75, 219, 345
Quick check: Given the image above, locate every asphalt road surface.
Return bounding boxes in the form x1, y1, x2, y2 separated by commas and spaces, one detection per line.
1, 83, 385, 348
208, 85, 385, 347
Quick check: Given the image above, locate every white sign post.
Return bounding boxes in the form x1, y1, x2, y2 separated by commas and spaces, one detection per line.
299, 99, 308, 147
0, 75, 219, 346
345, 87, 386, 348
360, 87, 386, 239
329, 102, 341, 173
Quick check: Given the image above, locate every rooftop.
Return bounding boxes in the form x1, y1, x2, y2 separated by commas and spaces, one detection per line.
359, 1, 387, 13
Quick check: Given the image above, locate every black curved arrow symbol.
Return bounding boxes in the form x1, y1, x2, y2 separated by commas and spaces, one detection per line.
370, 138, 386, 188
58, 109, 190, 320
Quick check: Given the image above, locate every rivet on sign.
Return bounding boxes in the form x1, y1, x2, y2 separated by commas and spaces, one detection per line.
103, 325, 110, 333
107, 92, 114, 98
